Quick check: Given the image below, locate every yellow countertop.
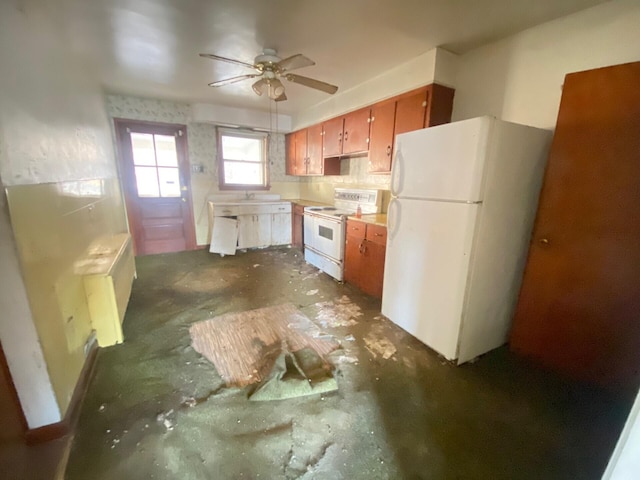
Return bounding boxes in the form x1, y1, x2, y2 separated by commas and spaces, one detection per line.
346, 214, 388, 227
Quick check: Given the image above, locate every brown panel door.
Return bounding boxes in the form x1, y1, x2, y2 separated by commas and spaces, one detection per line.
510, 61, 640, 389
394, 88, 428, 136
322, 117, 344, 157
115, 120, 196, 256
342, 107, 371, 155
368, 100, 397, 173
306, 124, 324, 174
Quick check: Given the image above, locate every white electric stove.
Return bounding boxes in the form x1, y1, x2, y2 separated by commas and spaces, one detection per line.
303, 188, 382, 281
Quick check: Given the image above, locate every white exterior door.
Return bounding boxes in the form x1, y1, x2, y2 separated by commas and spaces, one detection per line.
382, 198, 479, 360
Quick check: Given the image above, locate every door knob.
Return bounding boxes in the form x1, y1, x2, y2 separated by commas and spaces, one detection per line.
539, 238, 549, 245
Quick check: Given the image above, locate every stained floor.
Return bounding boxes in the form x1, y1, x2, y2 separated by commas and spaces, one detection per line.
65, 248, 632, 479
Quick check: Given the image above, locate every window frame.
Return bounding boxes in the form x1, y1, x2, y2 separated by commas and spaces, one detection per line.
217, 128, 270, 190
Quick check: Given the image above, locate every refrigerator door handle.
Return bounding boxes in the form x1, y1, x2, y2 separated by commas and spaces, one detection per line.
390, 148, 403, 197
387, 198, 400, 242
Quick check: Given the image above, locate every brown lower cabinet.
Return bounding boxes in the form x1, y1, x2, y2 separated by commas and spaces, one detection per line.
292, 203, 304, 249
344, 219, 387, 298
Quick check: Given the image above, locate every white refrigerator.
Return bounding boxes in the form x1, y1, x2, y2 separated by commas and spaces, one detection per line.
381, 116, 551, 364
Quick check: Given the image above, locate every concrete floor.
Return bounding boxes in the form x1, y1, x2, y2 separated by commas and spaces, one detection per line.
64, 247, 632, 479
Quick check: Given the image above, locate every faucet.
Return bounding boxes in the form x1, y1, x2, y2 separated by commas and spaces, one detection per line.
245, 191, 255, 200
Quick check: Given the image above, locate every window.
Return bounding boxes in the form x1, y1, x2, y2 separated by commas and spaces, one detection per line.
218, 129, 269, 189
130, 132, 181, 197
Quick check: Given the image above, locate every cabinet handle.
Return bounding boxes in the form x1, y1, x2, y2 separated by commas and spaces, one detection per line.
374, 233, 383, 237
386, 145, 392, 156
344, 130, 349, 142
359, 242, 366, 254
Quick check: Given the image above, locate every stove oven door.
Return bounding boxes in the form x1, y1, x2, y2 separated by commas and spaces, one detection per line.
311, 214, 345, 262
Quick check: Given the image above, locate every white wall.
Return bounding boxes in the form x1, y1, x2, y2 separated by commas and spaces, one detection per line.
293, 48, 441, 130
452, 0, 640, 129
0, 0, 124, 428
0, 182, 61, 428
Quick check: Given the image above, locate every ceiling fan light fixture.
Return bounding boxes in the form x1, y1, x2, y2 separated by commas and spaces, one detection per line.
268, 78, 285, 99
252, 79, 266, 96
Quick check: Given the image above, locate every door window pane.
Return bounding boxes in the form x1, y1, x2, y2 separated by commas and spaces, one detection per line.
134, 166, 160, 197
158, 167, 181, 197
131, 133, 156, 166
155, 135, 178, 167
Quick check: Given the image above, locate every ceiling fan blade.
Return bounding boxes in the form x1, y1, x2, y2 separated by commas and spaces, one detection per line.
199, 53, 256, 70
208, 74, 259, 87
275, 92, 287, 102
276, 54, 315, 72
285, 74, 338, 94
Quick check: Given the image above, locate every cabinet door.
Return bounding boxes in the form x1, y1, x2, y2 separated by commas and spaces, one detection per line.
294, 129, 308, 175
285, 133, 296, 175
424, 84, 455, 127
509, 61, 640, 388
368, 100, 396, 173
322, 117, 344, 157
237, 215, 258, 249
292, 209, 303, 249
342, 107, 371, 155
306, 123, 324, 175
362, 240, 386, 299
271, 213, 292, 245
395, 88, 428, 136
238, 215, 271, 249
344, 234, 365, 288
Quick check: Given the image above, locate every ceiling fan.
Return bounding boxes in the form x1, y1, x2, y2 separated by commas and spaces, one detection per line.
199, 48, 338, 102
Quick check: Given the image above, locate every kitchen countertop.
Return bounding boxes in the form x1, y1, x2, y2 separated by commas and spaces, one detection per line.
347, 214, 388, 227
286, 199, 332, 208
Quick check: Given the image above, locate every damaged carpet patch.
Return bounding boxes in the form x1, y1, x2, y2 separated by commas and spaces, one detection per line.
189, 303, 339, 388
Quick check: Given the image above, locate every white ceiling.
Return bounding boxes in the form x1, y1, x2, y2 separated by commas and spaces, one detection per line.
59, 0, 608, 114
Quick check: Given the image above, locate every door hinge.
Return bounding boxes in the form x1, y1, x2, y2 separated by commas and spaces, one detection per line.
177, 130, 184, 137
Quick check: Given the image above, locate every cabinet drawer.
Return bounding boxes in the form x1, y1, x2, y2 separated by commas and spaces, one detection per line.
242, 202, 291, 215
213, 205, 242, 216
346, 219, 366, 239
366, 224, 387, 245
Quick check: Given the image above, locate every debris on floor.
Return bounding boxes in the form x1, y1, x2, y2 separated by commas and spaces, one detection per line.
315, 295, 362, 328
189, 303, 339, 387
364, 325, 397, 360
249, 344, 338, 401
306, 289, 319, 296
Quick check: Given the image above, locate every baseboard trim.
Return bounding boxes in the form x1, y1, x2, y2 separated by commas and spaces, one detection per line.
25, 344, 99, 445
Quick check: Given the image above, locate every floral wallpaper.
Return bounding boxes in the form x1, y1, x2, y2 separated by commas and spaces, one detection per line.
105, 94, 296, 245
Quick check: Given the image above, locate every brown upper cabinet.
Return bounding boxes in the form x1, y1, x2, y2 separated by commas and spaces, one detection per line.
285, 83, 455, 176
368, 84, 455, 173
285, 125, 340, 176
322, 107, 371, 157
